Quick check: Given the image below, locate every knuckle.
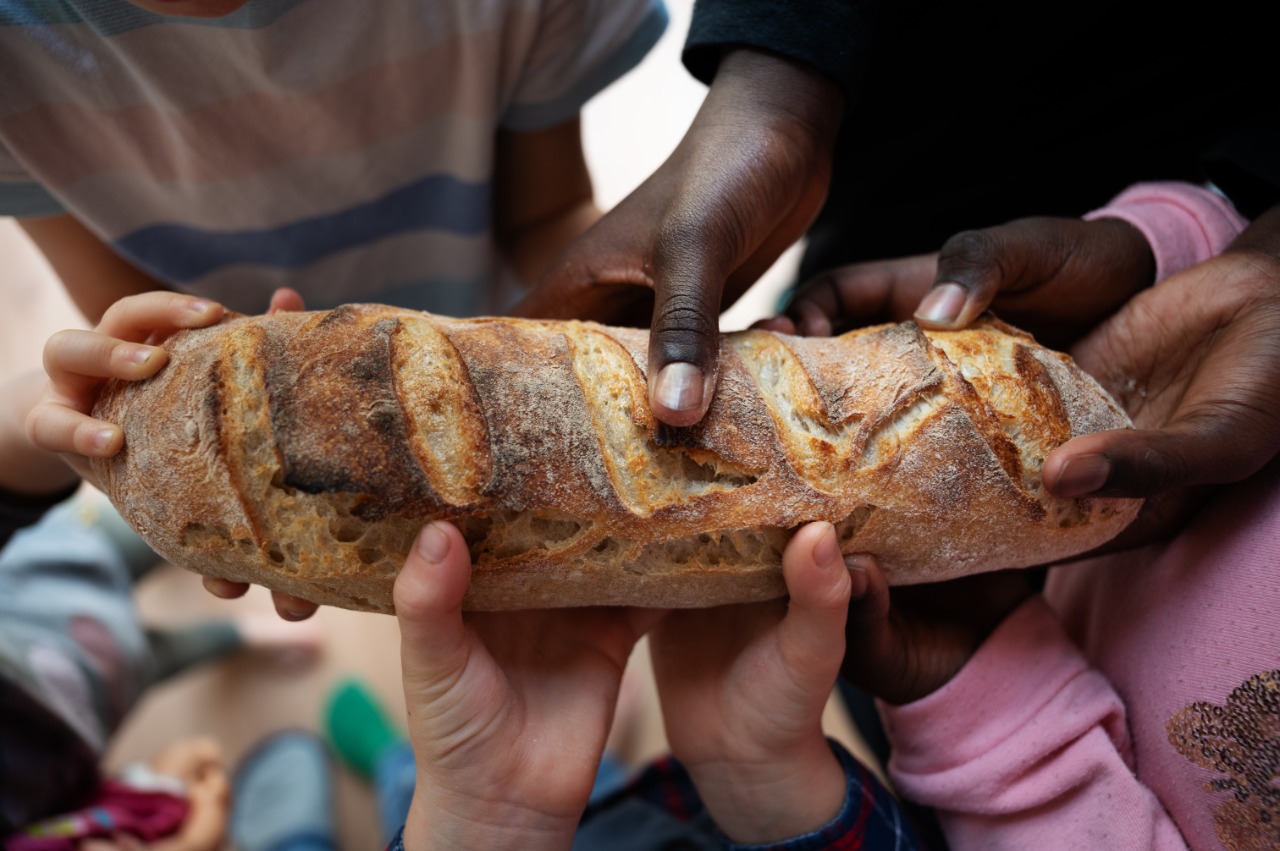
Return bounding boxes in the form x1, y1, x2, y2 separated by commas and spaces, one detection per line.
940, 229, 1000, 270
23, 405, 51, 447
42, 329, 80, 365
652, 294, 717, 361
1139, 445, 1188, 492
937, 229, 1006, 294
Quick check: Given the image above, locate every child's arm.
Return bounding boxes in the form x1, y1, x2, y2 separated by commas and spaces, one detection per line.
846, 561, 1189, 849
649, 523, 921, 847
19, 214, 167, 323
0, 370, 79, 497
493, 117, 600, 288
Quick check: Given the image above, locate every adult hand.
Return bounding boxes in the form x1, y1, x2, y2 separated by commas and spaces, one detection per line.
648, 522, 853, 844
780, 207, 1280, 548
515, 48, 842, 427
395, 521, 662, 851
1044, 206, 1280, 545
838, 556, 1033, 706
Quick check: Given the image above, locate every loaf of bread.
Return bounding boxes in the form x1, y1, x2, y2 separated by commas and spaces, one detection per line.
91, 305, 1139, 613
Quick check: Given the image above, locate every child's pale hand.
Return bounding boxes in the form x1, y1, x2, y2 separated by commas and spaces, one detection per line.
26, 291, 225, 481
648, 522, 854, 845
395, 521, 661, 851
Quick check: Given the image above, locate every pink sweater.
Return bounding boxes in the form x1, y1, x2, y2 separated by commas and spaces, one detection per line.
882, 184, 1278, 850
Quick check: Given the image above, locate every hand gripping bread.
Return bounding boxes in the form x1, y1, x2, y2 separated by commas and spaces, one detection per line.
92, 306, 1139, 613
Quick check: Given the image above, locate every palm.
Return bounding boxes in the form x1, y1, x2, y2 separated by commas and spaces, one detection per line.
1054, 251, 1280, 546
413, 607, 651, 819
1071, 254, 1280, 436
651, 598, 832, 768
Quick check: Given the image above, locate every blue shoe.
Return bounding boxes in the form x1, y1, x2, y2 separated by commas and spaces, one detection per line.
231, 730, 336, 851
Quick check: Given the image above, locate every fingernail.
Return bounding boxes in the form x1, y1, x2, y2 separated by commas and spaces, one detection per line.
654, 363, 704, 414
416, 523, 450, 564
122, 345, 155, 366
278, 606, 313, 622
186, 299, 214, 315
1052, 454, 1112, 497
844, 555, 871, 599
915, 283, 967, 325
90, 427, 116, 451
811, 524, 841, 569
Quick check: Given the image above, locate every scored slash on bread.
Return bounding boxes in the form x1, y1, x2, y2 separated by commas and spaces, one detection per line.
92, 306, 1140, 613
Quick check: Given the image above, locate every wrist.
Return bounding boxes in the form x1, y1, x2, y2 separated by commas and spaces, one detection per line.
401, 786, 578, 851
687, 738, 846, 845
713, 48, 843, 148
1084, 181, 1248, 282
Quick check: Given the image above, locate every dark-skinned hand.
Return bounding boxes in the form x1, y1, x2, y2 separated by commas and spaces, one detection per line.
514, 48, 842, 427
839, 555, 1033, 706
770, 206, 1280, 552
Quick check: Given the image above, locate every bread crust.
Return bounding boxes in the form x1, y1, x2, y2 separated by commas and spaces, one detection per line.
92, 307, 1140, 613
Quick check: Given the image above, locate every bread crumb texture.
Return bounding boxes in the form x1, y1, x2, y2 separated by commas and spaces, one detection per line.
92, 307, 1140, 612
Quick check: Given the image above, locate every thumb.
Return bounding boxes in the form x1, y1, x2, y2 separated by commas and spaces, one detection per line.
777, 523, 853, 678
916, 217, 1152, 335
915, 226, 1037, 329
1045, 416, 1279, 500
647, 238, 727, 428
394, 522, 475, 699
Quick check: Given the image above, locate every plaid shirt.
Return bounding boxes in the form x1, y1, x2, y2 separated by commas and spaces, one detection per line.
386, 740, 925, 850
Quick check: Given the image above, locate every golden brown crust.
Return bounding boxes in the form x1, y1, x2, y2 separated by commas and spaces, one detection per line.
92, 307, 1140, 613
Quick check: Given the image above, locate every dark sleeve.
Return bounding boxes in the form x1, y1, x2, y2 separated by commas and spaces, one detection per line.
682, 0, 877, 106
0, 483, 79, 550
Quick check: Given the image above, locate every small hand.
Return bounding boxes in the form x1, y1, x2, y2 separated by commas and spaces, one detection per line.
80, 737, 230, 851
26, 291, 226, 482
838, 556, 1033, 706
515, 49, 842, 427
396, 522, 661, 851
25, 285, 315, 621
781, 216, 1153, 348
648, 522, 853, 844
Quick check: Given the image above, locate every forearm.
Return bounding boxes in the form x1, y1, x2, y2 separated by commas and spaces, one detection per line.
494, 118, 598, 288
1084, 182, 1249, 283
683, 0, 873, 108
0, 370, 78, 495
883, 598, 1188, 849
500, 199, 601, 287
18, 214, 164, 323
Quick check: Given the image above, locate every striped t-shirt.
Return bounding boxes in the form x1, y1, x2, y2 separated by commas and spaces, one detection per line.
0, 0, 667, 314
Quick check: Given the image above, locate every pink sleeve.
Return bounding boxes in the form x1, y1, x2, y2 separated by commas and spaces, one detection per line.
1083, 181, 1248, 283
880, 598, 1190, 850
